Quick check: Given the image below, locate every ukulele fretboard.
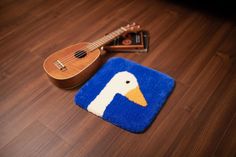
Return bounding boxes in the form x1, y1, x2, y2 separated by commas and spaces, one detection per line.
86, 27, 126, 51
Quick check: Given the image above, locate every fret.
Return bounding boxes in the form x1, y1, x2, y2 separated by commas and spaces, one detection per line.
107, 35, 114, 39
82, 23, 140, 55
92, 28, 125, 49
90, 28, 125, 51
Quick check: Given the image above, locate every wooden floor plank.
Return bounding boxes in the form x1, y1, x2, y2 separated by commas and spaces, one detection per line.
0, 121, 71, 157
168, 53, 235, 156
214, 114, 236, 156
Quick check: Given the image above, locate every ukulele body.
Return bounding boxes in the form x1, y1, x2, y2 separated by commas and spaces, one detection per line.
43, 42, 102, 89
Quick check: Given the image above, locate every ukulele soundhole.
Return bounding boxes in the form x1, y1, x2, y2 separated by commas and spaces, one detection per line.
74, 50, 87, 58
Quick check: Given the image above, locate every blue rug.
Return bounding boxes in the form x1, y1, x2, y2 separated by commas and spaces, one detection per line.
74, 57, 175, 133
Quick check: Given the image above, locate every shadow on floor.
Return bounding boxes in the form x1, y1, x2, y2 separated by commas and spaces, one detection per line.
166, 0, 236, 22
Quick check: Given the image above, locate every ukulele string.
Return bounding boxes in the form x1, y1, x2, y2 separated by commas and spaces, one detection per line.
60, 29, 124, 63
59, 38, 106, 63
61, 36, 109, 64
59, 43, 99, 64
60, 31, 121, 64
59, 43, 97, 63
60, 29, 125, 64
62, 39, 107, 64
60, 30, 121, 63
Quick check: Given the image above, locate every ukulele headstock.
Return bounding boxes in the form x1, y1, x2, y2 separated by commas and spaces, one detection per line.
122, 22, 141, 32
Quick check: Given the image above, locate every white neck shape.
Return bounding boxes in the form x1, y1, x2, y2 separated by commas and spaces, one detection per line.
87, 83, 117, 117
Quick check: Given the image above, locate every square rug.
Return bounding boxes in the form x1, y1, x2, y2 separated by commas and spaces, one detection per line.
75, 57, 175, 133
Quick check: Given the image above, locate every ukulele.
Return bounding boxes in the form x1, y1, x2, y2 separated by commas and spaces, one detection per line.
43, 23, 140, 89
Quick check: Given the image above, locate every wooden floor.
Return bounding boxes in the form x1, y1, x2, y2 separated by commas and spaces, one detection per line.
0, 0, 236, 156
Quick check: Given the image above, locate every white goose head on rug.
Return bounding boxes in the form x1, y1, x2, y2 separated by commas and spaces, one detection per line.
87, 71, 147, 117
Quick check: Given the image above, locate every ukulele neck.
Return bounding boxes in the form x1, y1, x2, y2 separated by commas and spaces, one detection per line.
87, 27, 127, 51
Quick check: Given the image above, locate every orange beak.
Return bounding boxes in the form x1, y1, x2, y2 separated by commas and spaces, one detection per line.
125, 86, 147, 107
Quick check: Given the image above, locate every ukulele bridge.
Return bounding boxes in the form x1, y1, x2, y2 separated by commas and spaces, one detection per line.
54, 60, 67, 71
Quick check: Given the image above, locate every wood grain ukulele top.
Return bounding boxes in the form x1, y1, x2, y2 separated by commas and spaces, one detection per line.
43, 23, 140, 89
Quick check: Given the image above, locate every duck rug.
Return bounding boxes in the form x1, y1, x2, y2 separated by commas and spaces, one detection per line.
74, 57, 175, 133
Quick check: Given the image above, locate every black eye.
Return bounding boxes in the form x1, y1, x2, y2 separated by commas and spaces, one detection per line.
126, 80, 130, 84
